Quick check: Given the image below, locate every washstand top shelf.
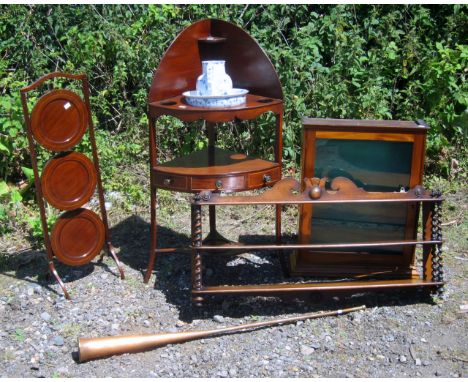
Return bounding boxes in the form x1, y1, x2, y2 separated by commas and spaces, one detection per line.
148, 94, 283, 122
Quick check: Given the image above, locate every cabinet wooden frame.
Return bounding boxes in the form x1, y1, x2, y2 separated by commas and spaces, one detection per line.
292, 118, 429, 277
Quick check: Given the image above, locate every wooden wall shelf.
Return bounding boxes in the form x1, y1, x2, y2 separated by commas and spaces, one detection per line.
188, 177, 445, 305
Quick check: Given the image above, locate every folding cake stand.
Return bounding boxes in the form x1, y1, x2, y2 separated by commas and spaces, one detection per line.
144, 19, 284, 283
20, 72, 125, 299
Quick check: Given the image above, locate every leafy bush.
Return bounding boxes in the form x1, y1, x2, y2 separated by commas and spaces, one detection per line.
1, 5, 466, 219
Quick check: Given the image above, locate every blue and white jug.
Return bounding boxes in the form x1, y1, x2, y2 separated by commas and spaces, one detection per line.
196, 60, 233, 96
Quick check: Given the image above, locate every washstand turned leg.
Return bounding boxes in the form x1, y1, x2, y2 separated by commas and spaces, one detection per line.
203, 203, 231, 245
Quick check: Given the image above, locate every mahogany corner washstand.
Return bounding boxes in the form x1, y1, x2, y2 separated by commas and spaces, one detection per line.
144, 19, 284, 283
20, 72, 125, 299
189, 177, 444, 306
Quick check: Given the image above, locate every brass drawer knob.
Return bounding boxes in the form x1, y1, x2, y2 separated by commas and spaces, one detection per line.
215, 180, 223, 189
263, 174, 272, 183
163, 178, 172, 186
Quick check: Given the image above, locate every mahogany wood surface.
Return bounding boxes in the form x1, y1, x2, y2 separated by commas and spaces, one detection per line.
193, 279, 444, 295
153, 147, 280, 192
148, 19, 283, 103
51, 208, 105, 266
195, 240, 441, 251
41, 151, 97, 210
20, 72, 125, 298
422, 202, 435, 281
149, 94, 283, 122
192, 177, 440, 205
31, 89, 88, 151
303, 118, 428, 133
188, 176, 444, 304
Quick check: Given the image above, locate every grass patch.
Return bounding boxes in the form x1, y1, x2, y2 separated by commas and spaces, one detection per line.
59, 322, 82, 339
11, 328, 26, 342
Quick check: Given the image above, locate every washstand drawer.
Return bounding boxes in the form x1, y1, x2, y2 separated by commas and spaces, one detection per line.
247, 167, 281, 188
154, 173, 188, 191
191, 175, 246, 192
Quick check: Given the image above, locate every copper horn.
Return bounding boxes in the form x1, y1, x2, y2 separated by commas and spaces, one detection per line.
78, 305, 365, 362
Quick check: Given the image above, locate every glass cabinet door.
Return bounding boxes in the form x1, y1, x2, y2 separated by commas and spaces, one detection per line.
309, 138, 413, 255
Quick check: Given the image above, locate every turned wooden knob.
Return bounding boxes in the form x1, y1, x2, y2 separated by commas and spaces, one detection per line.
309, 186, 322, 199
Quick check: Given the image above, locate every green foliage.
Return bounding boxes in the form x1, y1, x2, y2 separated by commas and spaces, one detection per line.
0, 5, 466, 228
26, 212, 57, 239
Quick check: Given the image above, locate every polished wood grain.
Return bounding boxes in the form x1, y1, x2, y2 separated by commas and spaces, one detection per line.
189, 176, 444, 302
149, 94, 283, 123
31, 89, 88, 151
303, 118, 428, 133
21, 72, 86, 92
316, 131, 417, 142
51, 208, 105, 266
192, 279, 443, 295
41, 152, 97, 210
422, 202, 435, 281
153, 147, 280, 192
195, 239, 441, 251
20, 72, 125, 299
148, 19, 283, 103
192, 177, 440, 205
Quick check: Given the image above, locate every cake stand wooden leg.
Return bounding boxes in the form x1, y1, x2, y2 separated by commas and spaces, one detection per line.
48, 260, 70, 300
107, 243, 125, 279
144, 186, 158, 284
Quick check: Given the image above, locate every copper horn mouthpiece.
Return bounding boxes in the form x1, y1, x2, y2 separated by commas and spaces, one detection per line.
78, 305, 366, 362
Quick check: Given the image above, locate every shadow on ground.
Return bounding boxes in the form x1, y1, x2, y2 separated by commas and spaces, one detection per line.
110, 215, 435, 322
2, 214, 434, 321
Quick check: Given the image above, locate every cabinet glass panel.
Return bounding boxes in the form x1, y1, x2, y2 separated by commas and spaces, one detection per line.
311, 138, 413, 254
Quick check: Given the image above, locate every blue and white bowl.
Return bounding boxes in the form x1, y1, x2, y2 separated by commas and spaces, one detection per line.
183, 89, 249, 108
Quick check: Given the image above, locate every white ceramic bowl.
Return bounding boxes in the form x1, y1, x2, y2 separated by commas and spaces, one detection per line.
183, 88, 248, 108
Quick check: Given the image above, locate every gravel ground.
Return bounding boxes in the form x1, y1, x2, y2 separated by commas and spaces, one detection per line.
0, 187, 466, 378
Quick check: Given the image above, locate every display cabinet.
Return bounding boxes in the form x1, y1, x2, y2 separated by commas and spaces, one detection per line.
292, 118, 429, 278
144, 19, 284, 283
